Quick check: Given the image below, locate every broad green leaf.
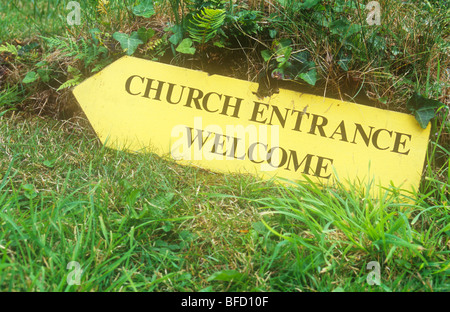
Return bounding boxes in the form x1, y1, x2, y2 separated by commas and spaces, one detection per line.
276, 38, 292, 49
113, 32, 143, 56
162, 222, 173, 233
133, 0, 155, 18
169, 25, 184, 45
330, 19, 361, 38
329, 19, 349, 35
276, 46, 292, 67
291, 50, 310, 64
37, 69, 50, 83
22, 71, 38, 84
176, 38, 196, 55
199, 286, 214, 292
269, 29, 277, 39
261, 49, 272, 62
137, 27, 155, 43
297, 68, 317, 86
414, 108, 438, 129
346, 23, 362, 37
275, 0, 302, 10
407, 92, 444, 129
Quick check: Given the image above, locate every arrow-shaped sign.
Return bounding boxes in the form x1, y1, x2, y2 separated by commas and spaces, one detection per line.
73, 56, 430, 194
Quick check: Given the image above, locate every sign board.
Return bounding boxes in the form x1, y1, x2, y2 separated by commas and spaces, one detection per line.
73, 56, 430, 193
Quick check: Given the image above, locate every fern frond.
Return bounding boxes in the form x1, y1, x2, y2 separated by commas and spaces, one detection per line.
42, 35, 109, 69
57, 76, 82, 91
188, 8, 226, 44
97, 0, 109, 14
0, 43, 19, 56
42, 36, 80, 57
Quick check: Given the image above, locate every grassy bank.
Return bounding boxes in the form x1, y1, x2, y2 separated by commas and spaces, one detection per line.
0, 113, 448, 291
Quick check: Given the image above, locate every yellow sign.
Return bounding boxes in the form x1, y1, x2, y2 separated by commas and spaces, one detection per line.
73, 56, 430, 193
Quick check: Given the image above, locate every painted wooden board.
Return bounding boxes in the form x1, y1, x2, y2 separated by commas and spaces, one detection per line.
73, 56, 430, 193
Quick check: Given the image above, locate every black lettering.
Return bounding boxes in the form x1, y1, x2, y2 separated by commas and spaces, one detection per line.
291, 110, 310, 132
315, 156, 333, 179
220, 96, 242, 118
227, 136, 246, 160
308, 114, 328, 137
166, 83, 186, 104
268, 106, 291, 128
329, 120, 348, 142
351, 124, 374, 146
249, 101, 269, 124
125, 75, 144, 96
210, 133, 227, 155
185, 127, 212, 150
391, 132, 411, 155
285, 151, 314, 175
267, 146, 288, 168
372, 128, 393, 150
202, 92, 222, 113
248, 142, 267, 164
142, 79, 164, 100
185, 87, 204, 109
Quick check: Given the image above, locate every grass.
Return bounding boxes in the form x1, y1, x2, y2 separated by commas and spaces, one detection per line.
254, 178, 449, 291
0, 114, 254, 291
0, 0, 449, 292
0, 113, 448, 291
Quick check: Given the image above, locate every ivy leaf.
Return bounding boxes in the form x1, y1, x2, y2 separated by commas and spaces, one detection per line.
329, 19, 349, 35
37, 69, 50, 83
269, 29, 277, 39
414, 108, 437, 129
176, 38, 196, 55
137, 27, 155, 43
407, 92, 444, 129
22, 71, 38, 84
330, 19, 361, 38
291, 51, 315, 73
132, 0, 155, 18
276, 46, 292, 67
261, 49, 272, 62
169, 25, 184, 46
113, 32, 143, 55
297, 68, 317, 86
